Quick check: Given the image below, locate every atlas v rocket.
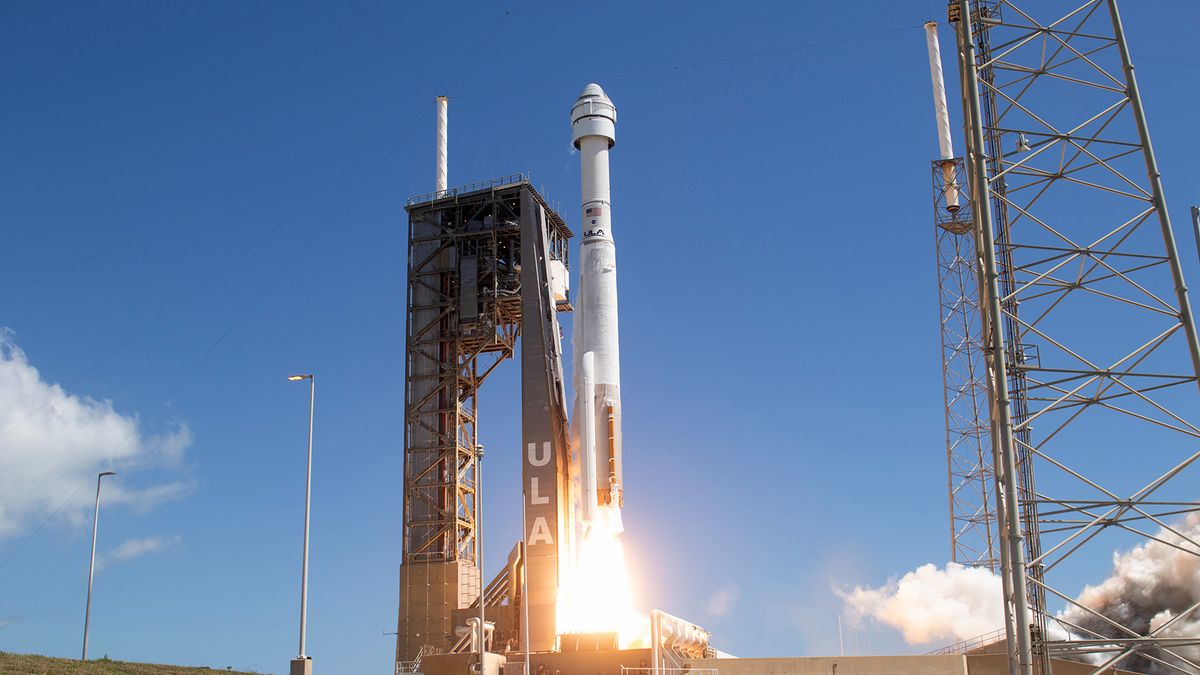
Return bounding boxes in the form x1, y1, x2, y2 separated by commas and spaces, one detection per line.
571, 83, 624, 526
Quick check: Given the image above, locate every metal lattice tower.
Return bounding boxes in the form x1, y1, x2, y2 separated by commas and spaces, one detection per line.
933, 158, 1001, 573
397, 175, 571, 661
952, 1, 1200, 672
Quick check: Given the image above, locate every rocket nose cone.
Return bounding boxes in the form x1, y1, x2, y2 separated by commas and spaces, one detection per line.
579, 83, 608, 101
571, 82, 616, 148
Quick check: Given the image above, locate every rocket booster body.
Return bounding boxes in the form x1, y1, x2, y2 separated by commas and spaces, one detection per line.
571, 84, 623, 525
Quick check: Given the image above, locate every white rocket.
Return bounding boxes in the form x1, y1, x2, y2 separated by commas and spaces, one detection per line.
571, 83, 623, 526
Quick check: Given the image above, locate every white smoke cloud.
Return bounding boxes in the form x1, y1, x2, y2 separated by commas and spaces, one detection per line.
0, 330, 193, 538
705, 583, 741, 618
1062, 514, 1200, 673
839, 562, 1003, 645
98, 535, 183, 569
840, 516, 1200, 671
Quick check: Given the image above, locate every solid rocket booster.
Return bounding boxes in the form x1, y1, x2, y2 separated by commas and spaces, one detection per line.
571, 83, 622, 523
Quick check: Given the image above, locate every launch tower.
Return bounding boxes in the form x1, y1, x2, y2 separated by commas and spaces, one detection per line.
396, 175, 573, 664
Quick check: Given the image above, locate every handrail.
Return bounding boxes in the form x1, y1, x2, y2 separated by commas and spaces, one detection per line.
407, 173, 529, 206
927, 627, 1007, 655
396, 644, 436, 674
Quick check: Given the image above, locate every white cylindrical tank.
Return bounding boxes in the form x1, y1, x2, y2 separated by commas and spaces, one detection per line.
571, 83, 623, 514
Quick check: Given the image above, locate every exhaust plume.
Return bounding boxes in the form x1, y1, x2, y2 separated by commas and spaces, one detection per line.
1060, 513, 1200, 673
842, 516, 1200, 671
840, 562, 1003, 644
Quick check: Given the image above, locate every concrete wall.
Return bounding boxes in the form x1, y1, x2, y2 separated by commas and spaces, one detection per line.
506, 647, 653, 674
966, 655, 1136, 675
683, 655, 969, 675
397, 560, 480, 661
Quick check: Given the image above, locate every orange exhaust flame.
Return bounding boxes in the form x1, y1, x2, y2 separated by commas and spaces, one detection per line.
557, 506, 648, 648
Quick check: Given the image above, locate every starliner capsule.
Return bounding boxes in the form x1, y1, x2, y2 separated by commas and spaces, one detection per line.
571, 83, 623, 526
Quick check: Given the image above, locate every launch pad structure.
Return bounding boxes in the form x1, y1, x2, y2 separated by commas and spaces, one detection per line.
393, 2, 1200, 667
394, 85, 722, 675
396, 173, 574, 664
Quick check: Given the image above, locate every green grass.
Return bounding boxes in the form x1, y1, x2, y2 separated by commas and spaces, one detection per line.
0, 652, 264, 674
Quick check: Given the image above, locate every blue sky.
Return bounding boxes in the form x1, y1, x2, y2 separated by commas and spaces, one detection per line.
2, 1, 1199, 673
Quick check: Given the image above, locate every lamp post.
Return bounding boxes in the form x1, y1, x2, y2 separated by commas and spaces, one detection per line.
475, 444, 486, 657
82, 470, 116, 661
288, 373, 315, 675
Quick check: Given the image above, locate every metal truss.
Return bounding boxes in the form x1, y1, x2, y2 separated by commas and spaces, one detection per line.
398, 176, 571, 663
403, 177, 526, 564
953, 1, 1200, 673
934, 158, 1001, 572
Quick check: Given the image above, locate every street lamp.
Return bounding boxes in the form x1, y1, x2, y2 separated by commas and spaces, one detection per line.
82, 470, 116, 661
288, 373, 315, 675
475, 444, 486, 657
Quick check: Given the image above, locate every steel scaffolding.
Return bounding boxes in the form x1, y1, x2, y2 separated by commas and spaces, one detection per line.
953, 1, 1200, 672
933, 158, 1001, 573
397, 175, 571, 662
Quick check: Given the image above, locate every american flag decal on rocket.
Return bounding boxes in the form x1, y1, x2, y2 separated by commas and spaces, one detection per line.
585, 206, 602, 216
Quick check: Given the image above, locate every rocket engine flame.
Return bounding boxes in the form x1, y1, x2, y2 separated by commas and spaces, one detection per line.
556, 506, 647, 647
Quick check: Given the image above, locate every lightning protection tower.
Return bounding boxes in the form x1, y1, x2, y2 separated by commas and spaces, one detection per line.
952, 1, 1200, 673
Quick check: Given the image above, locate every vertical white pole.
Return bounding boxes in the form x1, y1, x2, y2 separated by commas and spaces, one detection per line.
435, 96, 448, 195
522, 495, 531, 675
650, 610, 660, 675
299, 375, 315, 658
837, 614, 844, 657
925, 21, 960, 210
476, 444, 486, 657
82, 472, 113, 661
924, 22, 955, 160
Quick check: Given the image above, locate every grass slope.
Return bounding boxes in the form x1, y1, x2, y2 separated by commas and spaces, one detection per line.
0, 652, 263, 674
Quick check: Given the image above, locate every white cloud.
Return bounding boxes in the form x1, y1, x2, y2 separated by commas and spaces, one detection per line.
99, 535, 183, 569
0, 616, 21, 629
705, 583, 741, 618
839, 562, 1003, 645
0, 330, 193, 538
